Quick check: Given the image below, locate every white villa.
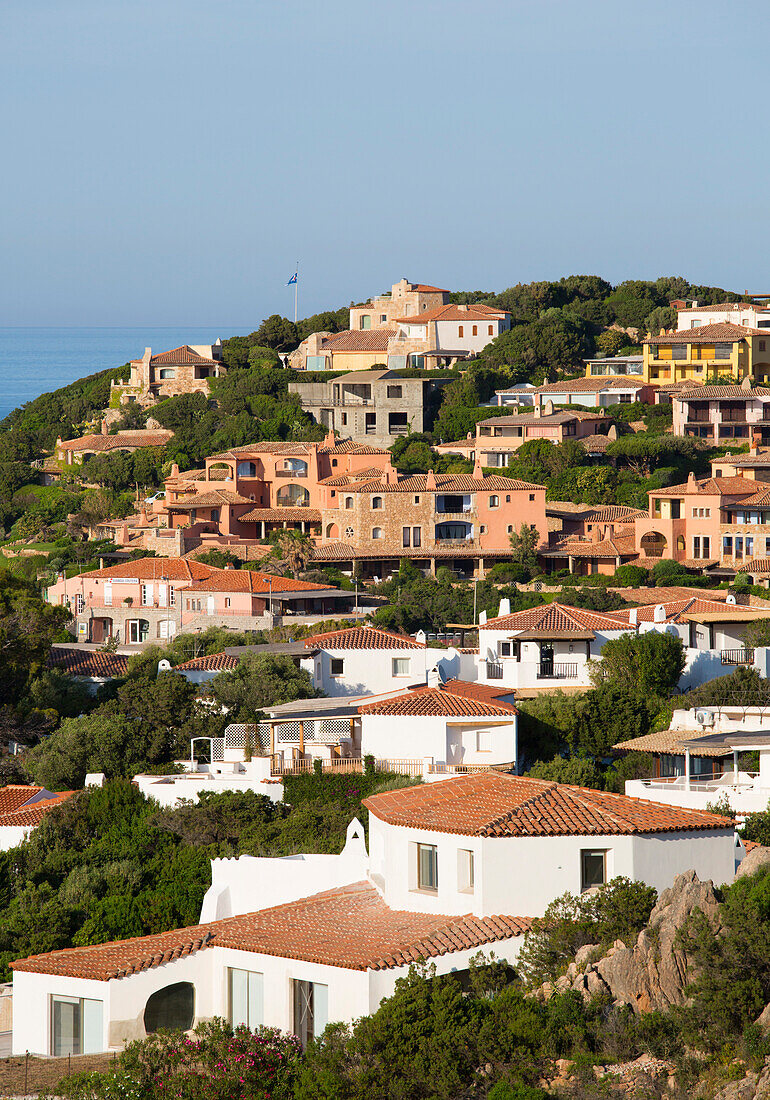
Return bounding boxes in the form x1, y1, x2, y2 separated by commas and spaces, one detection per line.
475, 601, 632, 693
618, 704, 770, 815
10, 774, 737, 1057
0, 787, 75, 852
299, 625, 475, 698
263, 675, 518, 777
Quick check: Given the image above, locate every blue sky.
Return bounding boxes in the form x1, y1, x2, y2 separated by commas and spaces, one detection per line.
1, 0, 769, 328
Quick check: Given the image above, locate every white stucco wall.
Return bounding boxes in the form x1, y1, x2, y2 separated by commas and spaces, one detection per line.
369, 818, 737, 919
360, 714, 517, 769
200, 820, 368, 922
311, 646, 463, 697
12, 970, 113, 1056
0, 825, 32, 852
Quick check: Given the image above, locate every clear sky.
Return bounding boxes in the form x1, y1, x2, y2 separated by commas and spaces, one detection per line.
2, 0, 769, 328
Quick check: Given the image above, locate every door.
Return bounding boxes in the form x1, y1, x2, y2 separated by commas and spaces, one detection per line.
540, 643, 554, 677
206, 596, 215, 616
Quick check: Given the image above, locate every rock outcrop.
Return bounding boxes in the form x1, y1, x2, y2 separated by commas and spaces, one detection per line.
714, 1059, 770, 1100
548, 871, 722, 1013
735, 846, 770, 880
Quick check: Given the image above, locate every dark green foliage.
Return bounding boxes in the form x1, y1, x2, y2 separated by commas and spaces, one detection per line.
80, 446, 165, 491
685, 666, 770, 709
476, 311, 593, 380
678, 867, 770, 1047
208, 653, 316, 723
0, 571, 70, 714
590, 631, 686, 699
517, 684, 657, 763
517, 878, 657, 988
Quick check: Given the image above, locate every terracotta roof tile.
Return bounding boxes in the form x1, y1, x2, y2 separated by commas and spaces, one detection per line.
58, 430, 173, 453
359, 679, 517, 717
648, 322, 767, 343
651, 476, 756, 497
483, 602, 628, 632
174, 652, 242, 672
541, 536, 638, 560
676, 303, 758, 313
169, 489, 253, 507
47, 648, 129, 678
676, 385, 770, 400
349, 473, 545, 494
149, 346, 219, 365
11, 882, 531, 979
73, 558, 218, 582
321, 329, 396, 352
612, 730, 730, 758
238, 507, 321, 523
363, 773, 734, 837
304, 626, 425, 650
178, 571, 334, 595
0, 786, 75, 829
535, 378, 647, 394
394, 304, 508, 324
478, 410, 605, 427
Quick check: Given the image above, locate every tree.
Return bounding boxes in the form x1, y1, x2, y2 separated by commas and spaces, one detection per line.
643, 305, 677, 337
208, 654, 316, 722
0, 573, 70, 711
509, 524, 540, 571
517, 878, 657, 989
744, 618, 770, 649
264, 529, 314, 579
594, 330, 627, 357
247, 344, 281, 370
590, 631, 685, 698
253, 314, 299, 351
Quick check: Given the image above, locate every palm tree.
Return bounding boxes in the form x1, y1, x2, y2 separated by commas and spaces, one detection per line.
266, 530, 313, 579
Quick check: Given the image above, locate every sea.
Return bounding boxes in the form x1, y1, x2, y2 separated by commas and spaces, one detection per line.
0, 327, 242, 423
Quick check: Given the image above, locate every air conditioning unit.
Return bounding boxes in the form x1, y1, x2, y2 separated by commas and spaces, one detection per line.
695, 709, 715, 727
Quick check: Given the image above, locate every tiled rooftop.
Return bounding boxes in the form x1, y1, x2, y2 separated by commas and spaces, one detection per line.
304, 626, 425, 650
179, 570, 333, 595
321, 329, 396, 352
363, 773, 733, 837
483, 602, 628, 632
149, 345, 219, 364
0, 786, 75, 829
648, 322, 767, 343
73, 558, 218, 582
359, 679, 517, 717
11, 882, 531, 979
174, 652, 242, 672
394, 303, 508, 324
47, 648, 129, 678
58, 430, 173, 453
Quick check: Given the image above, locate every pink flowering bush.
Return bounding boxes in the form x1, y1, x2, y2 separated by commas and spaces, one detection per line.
54, 1020, 300, 1100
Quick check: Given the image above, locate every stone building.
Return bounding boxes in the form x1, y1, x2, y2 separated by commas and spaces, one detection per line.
54, 423, 173, 466
110, 344, 225, 408
288, 369, 447, 448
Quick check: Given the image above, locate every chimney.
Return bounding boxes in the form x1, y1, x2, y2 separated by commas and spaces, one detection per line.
171, 462, 180, 477
687, 471, 697, 489
607, 424, 618, 441
592, 524, 602, 543
427, 666, 442, 688
533, 405, 541, 419
473, 453, 484, 480
751, 430, 761, 455
629, 608, 638, 626
498, 597, 511, 617
324, 429, 336, 448
741, 375, 752, 391
544, 399, 555, 416
386, 465, 398, 485
101, 420, 108, 436
458, 304, 469, 312
653, 604, 666, 623
426, 469, 437, 490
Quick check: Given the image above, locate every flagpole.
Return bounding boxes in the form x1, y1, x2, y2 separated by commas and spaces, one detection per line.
294, 260, 299, 324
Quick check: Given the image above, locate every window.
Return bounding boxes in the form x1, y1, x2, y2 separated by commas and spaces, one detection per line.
159, 368, 176, 379
458, 325, 464, 338
392, 657, 410, 676
761, 341, 767, 352
103, 583, 112, 607
372, 496, 383, 509
412, 526, 421, 547
345, 496, 354, 509
344, 526, 354, 538
293, 980, 328, 1047
747, 536, 754, 556
75, 593, 85, 615
330, 658, 344, 676
507, 525, 513, 533
414, 495, 420, 504
365, 412, 376, 433
144, 983, 195, 1035
723, 536, 733, 555
417, 843, 438, 892
141, 584, 151, 606
372, 527, 383, 539
228, 968, 263, 1030
693, 536, 700, 558
225, 597, 231, 608
489, 495, 499, 508
387, 385, 403, 398
458, 849, 474, 893
472, 325, 478, 336
169, 587, 176, 606
581, 849, 607, 891
619, 393, 632, 403
505, 495, 511, 502
529, 493, 535, 501
359, 315, 371, 330
702, 536, 710, 558
488, 325, 494, 335
341, 413, 347, 426
403, 527, 411, 548
51, 996, 103, 1056
380, 314, 387, 323
498, 641, 512, 657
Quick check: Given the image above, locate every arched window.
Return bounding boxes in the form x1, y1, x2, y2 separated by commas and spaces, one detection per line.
144, 983, 195, 1035
372, 527, 383, 539
344, 496, 354, 510
676, 535, 686, 553
276, 484, 310, 507
326, 523, 339, 539
372, 496, 383, 510
237, 461, 257, 477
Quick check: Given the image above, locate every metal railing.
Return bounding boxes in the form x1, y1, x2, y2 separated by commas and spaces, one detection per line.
275, 469, 308, 478
638, 771, 759, 792
268, 755, 512, 778
721, 648, 755, 665
486, 661, 504, 679
537, 662, 579, 680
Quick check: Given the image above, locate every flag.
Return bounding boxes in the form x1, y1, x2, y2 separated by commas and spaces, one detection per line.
287, 272, 298, 285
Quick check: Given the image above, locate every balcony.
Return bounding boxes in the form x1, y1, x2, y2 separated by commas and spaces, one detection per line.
434, 538, 477, 547
486, 660, 504, 679
721, 648, 755, 666
275, 469, 308, 478
537, 662, 579, 680
435, 509, 474, 519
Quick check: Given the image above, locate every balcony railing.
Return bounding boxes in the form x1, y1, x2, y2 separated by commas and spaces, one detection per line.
486, 660, 504, 679
275, 469, 308, 478
721, 648, 755, 665
537, 662, 579, 680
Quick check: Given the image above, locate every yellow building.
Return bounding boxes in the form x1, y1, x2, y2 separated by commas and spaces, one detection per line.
643, 323, 770, 385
